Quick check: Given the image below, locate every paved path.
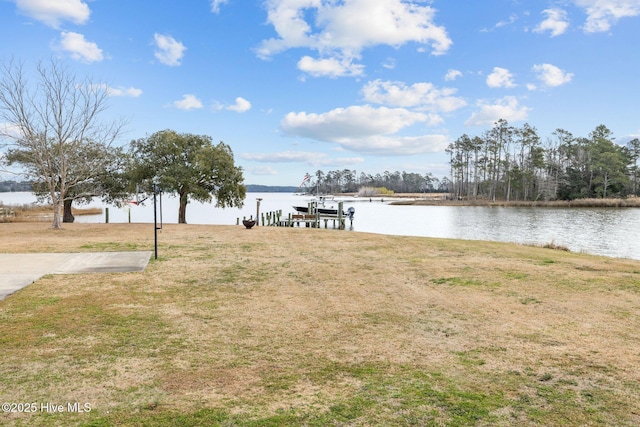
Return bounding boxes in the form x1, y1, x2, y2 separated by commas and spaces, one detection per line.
0, 252, 152, 301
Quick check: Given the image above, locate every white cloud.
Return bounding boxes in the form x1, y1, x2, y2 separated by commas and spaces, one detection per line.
249, 165, 279, 176
107, 86, 143, 97
362, 80, 466, 114
574, 0, 640, 32
334, 134, 449, 155
486, 67, 516, 89
226, 97, 252, 113
494, 14, 519, 29
0, 122, 23, 140
214, 97, 252, 112
281, 105, 428, 140
481, 14, 521, 32
465, 96, 531, 126
14, 0, 90, 28
211, 0, 229, 14
297, 55, 365, 78
382, 57, 396, 70
241, 151, 365, 167
258, 0, 451, 77
58, 31, 103, 62
619, 132, 640, 145
173, 94, 203, 110
242, 151, 321, 163
532, 63, 574, 87
280, 105, 448, 155
154, 34, 186, 66
444, 69, 462, 81
325, 156, 366, 166
534, 8, 570, 37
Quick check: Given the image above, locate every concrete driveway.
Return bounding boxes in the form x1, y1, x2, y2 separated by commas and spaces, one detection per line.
0, 251, 152, 301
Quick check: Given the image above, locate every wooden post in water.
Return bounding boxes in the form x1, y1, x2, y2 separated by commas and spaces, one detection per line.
338, 202, 343, 230
256, 198, 262, 227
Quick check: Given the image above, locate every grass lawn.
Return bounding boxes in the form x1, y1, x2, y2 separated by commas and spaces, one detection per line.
1, 222, 639, 426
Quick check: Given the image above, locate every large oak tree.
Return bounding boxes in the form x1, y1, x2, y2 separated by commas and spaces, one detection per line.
129, 130, 246, 223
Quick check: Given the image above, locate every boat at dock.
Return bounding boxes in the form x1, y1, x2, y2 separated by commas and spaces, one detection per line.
292, 205, 346, 216
292, 198, 356, 225
292, 195, 345, 216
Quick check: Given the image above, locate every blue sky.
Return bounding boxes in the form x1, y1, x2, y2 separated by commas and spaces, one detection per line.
1, 0, 639, 186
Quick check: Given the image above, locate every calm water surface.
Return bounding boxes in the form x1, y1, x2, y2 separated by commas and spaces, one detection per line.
2, 192, 639, 260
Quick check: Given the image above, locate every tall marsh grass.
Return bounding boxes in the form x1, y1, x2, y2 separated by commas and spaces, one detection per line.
0, 202, 102, 222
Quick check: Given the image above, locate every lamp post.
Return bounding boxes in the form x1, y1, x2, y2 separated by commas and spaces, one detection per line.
153, 179, 163, 259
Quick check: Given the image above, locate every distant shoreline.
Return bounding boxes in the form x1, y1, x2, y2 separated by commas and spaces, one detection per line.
4, 187, 639, 209
387, 197, 640, 208
333, 192, 640, 208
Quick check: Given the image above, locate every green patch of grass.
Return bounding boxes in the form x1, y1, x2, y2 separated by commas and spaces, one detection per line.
5, 332, 638, 427
432, 277, 495, 287
334, 365, 509, 424
83, 366, 514, 426
7, 296, 61, 313
614, 275, 640, 294
455, 350, 487, 367
539, 372, 553, 382
260, 370, 301, 392
574, 265, 604, 272
506, 272, 529, 280
361, 311, 409, 326
212, 262, 274, 285
80, 242, 140, 251
520, 296, 543, 305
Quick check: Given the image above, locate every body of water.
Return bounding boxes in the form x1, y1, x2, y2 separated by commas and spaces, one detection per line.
2, 192, 640, 260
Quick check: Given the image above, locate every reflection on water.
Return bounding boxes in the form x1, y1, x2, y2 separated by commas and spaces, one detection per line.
2, 192, 639, 260
353, 203, 640, 260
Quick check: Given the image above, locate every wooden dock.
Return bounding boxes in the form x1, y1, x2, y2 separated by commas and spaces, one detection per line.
237, 201, 352, 230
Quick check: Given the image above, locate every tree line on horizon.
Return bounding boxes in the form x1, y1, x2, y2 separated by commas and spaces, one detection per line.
0, 180, 31, 192
306, 120, 640, 201
447, 120, 640, 201
303, 169, 449, 195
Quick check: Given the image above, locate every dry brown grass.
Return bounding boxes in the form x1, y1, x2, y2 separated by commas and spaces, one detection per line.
1, 223, 639, 425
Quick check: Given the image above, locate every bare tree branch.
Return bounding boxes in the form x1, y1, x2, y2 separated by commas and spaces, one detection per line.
0, 57, 126, 228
